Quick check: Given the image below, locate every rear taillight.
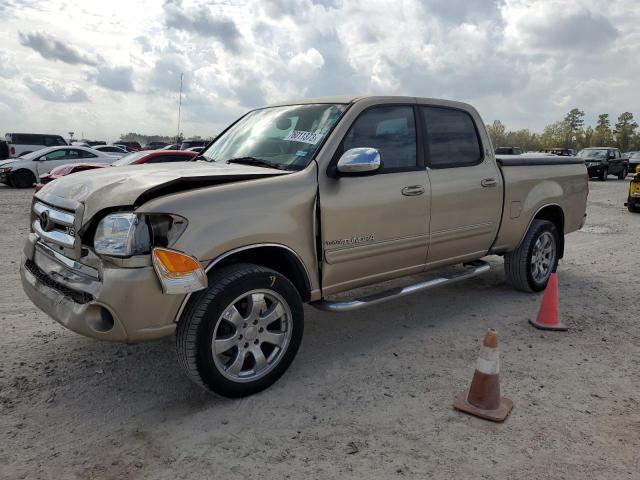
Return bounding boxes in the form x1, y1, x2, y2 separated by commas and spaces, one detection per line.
10, 146, 15, 155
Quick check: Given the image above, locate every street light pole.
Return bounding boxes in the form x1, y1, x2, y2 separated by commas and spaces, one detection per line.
177, 72, 183, 143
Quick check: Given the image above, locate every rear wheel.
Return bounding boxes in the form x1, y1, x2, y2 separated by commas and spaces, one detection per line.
504, 219, 559, 292
618, 167, 628, 180
176, 263, 304, 397
10, 169, 36, 188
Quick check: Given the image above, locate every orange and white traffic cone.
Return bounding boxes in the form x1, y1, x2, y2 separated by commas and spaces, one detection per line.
454, 328, 513, 422
529, 273, 567, 331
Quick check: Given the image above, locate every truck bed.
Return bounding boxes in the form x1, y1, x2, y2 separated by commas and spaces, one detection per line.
491, 156, 588, 254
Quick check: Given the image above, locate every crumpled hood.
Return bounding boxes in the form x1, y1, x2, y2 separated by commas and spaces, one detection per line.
35, 161, 290, 222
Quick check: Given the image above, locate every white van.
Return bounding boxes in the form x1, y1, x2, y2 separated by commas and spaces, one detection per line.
4, 133, 68, 158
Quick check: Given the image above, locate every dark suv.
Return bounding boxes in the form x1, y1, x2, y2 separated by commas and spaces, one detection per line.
577, 147, 628, 181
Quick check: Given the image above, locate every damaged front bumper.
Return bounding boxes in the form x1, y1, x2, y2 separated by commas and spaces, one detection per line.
20, 233, 184, 342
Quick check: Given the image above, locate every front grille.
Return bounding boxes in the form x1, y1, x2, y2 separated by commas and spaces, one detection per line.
25, 259, 94, 304
32, 201, 77, 249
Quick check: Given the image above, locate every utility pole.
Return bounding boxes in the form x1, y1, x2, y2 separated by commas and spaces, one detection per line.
177, 72, 183, 143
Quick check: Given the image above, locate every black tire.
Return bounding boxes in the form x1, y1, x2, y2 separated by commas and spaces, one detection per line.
504, 219, 560, 293
628, 206, 640, 213
10, 169, 36, 188
618, 167, 628, 180
599, 168, 608, 181
176, 263, 304, 398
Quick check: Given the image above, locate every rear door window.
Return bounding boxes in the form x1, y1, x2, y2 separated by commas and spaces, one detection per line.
13, 134, 44, 145
421, 107, 482, 168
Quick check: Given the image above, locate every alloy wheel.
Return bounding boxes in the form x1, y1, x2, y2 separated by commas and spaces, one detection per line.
212, 290, 292, 383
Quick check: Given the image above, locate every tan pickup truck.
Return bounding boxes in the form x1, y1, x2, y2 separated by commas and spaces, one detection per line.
21, 96, 588, 397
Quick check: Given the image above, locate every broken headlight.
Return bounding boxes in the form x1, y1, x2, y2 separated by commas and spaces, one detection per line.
93, 212, 187, 257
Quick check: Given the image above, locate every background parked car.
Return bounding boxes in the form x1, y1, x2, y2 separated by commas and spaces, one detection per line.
627, 151, 640, 173
162, 144, 181, 150
113, 141, 142, 151
4, 133, 67, 158
0, 146, 118, 188
180, 139, 208, 150
543, 148, 576, 156
0, 140, 8, 160
34, 163, 111, 192
143, 141, 169, 150
186, 146, 204, 152
93, 145, 128, 158
35, 149, 199, 189
577, 147, 628, 181
495, 146, 522, 155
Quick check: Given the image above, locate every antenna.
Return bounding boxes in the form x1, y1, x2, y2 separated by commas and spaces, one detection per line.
177, 72, 183, 142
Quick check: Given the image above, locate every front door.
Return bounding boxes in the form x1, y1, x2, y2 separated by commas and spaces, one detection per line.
419, 105, 502, 267
319, 104, 430, 295
36, 149, 82, 176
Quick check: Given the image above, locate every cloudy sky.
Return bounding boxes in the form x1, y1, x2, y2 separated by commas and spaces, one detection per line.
0, 0, 638, 141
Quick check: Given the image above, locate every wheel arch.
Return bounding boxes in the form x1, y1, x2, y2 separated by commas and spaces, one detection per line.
175, 244, 312, 323
10, 168, 37, 187
525, 204, 566, 258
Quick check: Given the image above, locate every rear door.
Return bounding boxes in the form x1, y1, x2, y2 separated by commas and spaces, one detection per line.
420, 105, 502, 267
319, 103, 431, 294
609, 149, 624, 174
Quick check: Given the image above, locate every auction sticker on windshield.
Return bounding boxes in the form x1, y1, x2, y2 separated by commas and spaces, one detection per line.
285, 130, 322, 145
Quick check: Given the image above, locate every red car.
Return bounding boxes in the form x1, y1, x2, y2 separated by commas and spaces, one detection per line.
35, 150, 199, 191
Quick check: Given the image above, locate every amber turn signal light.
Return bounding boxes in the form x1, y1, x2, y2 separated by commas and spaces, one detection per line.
152, 248, 207, 294
153, 248, 200, 275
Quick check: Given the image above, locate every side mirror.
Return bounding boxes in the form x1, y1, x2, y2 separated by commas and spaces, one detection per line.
336, 148, 382, 175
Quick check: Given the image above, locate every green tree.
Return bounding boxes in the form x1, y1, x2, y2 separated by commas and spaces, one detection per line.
581, 126, 594, 149
614, 112, 638, 152
563, 108, 585, 148
592, 114, 614, 146
540, 121, 571, 149
486, 120, 507, 149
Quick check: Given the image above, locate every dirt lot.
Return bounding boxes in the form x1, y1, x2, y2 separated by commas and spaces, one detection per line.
0, 179, 639, 480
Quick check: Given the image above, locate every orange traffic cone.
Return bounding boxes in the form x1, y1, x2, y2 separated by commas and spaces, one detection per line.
454, 329, 513, 422
529, 273, 567, 331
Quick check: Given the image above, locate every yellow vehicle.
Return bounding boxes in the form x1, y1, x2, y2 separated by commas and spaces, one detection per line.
626, 171, 640, 213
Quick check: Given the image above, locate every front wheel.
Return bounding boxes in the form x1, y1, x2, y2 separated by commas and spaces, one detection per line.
10, 169, 36, 188
504, 219, 559, 292
176, 263, 304, 397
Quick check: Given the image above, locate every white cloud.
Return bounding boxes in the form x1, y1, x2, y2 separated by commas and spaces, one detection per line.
0, 0, 639, 139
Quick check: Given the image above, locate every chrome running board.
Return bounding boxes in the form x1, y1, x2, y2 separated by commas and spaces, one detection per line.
312, 260, 490, 312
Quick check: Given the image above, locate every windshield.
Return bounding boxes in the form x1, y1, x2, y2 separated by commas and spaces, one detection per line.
200, 103, 347, 170
577, 149, 607, 159
111, 151, 147, 166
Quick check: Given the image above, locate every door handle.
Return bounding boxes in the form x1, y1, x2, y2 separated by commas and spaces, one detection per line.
481, 178, 497, 187
401, 185, 425, 196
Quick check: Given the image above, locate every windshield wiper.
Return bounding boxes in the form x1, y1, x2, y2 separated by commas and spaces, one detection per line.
225, 157, 290, 170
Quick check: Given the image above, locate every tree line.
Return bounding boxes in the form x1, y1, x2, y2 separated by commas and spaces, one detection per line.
118, 133, 214, 144
486, 109, 640, 152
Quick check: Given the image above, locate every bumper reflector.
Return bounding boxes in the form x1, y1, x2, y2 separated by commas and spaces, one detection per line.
152, 248, 207, 294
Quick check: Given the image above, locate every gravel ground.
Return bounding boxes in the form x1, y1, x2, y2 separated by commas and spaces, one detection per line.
0, 179, 639, 480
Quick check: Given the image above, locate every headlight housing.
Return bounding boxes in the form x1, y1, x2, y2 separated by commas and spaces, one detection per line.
93, 212, 187, 257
